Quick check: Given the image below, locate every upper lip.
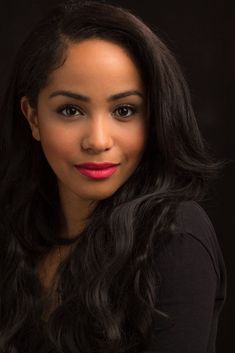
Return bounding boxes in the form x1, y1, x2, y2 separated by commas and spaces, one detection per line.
75, 162, 120, 169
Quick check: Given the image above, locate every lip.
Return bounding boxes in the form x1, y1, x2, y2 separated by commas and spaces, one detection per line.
74, 164, 119, 179
75, 162, 120, 170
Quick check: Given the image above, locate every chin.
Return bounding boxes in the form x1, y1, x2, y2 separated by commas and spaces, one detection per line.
78, 188, 120, 202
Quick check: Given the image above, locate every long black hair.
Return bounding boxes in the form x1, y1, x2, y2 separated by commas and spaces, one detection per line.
0, 1, 217, 352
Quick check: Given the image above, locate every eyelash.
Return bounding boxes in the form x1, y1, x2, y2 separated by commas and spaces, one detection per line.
56, 104, 137, 120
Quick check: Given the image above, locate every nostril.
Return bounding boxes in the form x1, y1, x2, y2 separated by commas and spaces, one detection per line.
81, 132, 113, 152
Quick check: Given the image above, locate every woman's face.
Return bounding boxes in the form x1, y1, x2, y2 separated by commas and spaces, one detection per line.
21, 39, 147, 216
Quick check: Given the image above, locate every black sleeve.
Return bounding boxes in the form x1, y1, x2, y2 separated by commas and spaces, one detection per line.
141, 202, 225, 353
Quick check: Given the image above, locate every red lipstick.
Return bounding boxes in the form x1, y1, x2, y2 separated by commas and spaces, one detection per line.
74, 162, 120, 179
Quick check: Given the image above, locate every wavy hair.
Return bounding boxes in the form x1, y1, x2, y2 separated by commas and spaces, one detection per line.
0, 1, 217, 352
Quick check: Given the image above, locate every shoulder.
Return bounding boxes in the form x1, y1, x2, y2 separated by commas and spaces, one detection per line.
149, 204, 226, 351
174, 201, 224, 280
148, 201, 227, 351
155, 201, 226, 291
175, 201, 217, 244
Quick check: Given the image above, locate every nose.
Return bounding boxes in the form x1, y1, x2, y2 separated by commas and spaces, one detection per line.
81, 115, 113, 153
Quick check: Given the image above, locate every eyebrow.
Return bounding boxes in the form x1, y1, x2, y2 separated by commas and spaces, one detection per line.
49, 90, 144, 102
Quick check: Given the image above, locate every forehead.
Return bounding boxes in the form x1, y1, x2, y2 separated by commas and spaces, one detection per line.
45, 39, 144, 94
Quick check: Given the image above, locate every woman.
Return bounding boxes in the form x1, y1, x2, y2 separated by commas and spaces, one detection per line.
0, 1, 226, 352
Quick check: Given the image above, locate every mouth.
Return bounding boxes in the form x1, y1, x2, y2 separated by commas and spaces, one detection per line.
74, 164, 119, 180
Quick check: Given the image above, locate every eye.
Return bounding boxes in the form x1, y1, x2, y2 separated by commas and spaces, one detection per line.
112, 105, 137, 119
57, 104, 83, 118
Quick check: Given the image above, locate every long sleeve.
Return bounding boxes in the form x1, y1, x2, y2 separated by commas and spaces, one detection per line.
142, 202, 226, 353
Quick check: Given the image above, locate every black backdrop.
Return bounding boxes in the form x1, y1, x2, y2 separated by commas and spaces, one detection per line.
0, 1, 234, 352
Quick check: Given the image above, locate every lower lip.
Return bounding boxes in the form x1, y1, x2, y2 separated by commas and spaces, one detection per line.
75, 166, 119, 179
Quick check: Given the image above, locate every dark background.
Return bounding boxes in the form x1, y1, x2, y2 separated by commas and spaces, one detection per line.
0, 0, 234, 352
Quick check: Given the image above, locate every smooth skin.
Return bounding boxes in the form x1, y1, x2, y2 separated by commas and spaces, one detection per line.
21, 39, 147, 294
21, 39, 147, 237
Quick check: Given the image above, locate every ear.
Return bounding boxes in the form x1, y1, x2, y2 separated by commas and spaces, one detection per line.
20, 96, 40, 141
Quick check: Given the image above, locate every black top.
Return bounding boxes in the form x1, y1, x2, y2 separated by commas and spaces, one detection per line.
144, 201, 227, 353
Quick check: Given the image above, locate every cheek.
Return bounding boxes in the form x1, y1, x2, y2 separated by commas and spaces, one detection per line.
39, 124, 76, 163
122, 123, 147, 160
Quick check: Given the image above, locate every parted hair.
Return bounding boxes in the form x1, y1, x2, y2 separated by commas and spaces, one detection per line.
0, 1, 216, 352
